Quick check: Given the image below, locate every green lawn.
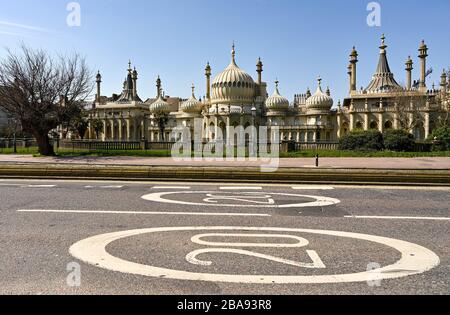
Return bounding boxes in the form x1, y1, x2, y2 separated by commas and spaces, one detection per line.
1, 147, 449, 158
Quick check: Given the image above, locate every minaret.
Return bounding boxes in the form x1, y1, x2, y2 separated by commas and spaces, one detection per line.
95, 71, 102, 105
418, 40, 429, 91
347, 63, 352, 94
205, 62, 211, 100
441, 69, 448, 96
256, 57, 263, 85
306, 87, 311, 98
349, 46, 358, 92
132, 67, 138, 100
156, 75, 162, 98
405, 56, 413, 90
326, 86, 331, 97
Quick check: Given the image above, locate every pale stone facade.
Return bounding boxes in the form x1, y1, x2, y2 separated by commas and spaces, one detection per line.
88, 36, 449, 143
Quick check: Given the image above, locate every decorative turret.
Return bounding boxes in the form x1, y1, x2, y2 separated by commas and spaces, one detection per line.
418, 40, 429, 91
405, 56, 413, 90
306, 77, 333, 114
156, 75, 162, 98
132, 67, 138, 100
441, 69, 448, 97
349, 46, 358, 92
256, 57, 263, 85
181, 84, 203, 113
117, 61, 142, 103
95, 71, 102, 104
205, 62, 211, 100
265, 80, 289, 111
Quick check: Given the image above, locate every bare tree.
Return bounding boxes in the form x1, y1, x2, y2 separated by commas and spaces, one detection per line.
0, 45, 93, 155
390, 90, 427, 132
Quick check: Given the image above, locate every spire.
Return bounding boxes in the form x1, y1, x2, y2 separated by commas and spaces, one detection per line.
191, 83, 196, 98
316, 76, 323, 93
274, 79, 280, 94
231, 41, 237, 66
365, 34, 401, 92
128, 60, 132, 73
326, 86, 331, 96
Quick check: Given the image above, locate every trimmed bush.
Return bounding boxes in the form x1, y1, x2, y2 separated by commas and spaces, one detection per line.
339, 130, 384, 151
383, 129, 415, 152
429, 126, 450, 151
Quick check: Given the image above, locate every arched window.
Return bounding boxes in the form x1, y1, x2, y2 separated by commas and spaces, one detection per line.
370, 121, 378, 130
384, 121, 393, 129
356, 121, 363, 129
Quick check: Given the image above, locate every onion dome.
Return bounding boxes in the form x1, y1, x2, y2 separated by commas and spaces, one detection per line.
306, 77, 333, 113
266, 80, 289, 111
211, 43, 256, 104
149, 95, 171, 114
181, 84, 202, 113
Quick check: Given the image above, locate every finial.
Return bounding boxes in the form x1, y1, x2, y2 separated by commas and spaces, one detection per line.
231, 41, 236, 63
380, 34, 387, 51
191, 83, 195, 97
128, 60, 132, 71
317, 76, 322, 86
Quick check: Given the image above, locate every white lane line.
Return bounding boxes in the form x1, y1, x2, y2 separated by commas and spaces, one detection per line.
100, 186, 124, 189
292, 186, 335, 190
345, 215, 450, 221
152, 186, 191, 190
17, 209, 271, 217
220, 187, 263, 190
24, 185, 56, 188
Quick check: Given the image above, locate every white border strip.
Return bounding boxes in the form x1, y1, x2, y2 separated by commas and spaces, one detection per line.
17, 209, 270, 217
152, 186, 191, 190
345, 215, 450, 221
220, 187, 263, 190
292, 186, 335, 190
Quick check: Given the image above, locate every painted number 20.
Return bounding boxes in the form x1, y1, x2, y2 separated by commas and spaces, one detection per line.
186, 233, 326, 269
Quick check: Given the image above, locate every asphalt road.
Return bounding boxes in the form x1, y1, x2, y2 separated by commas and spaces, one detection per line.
0, 179, 449, 295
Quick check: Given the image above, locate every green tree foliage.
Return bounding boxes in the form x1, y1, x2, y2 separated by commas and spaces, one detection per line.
383, 129, 415, 152
429, 126, 450, 151
339, 130, 384, 151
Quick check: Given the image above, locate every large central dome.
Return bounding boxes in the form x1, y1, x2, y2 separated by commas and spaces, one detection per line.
211, 45, 256, 105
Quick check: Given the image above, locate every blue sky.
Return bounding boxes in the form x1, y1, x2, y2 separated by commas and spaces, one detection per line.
0, 0, 449, 105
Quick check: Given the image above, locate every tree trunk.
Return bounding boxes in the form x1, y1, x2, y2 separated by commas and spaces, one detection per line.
34, 132, 55, 156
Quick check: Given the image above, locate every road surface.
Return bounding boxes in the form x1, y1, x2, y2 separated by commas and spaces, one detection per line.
0, 179, 449, 295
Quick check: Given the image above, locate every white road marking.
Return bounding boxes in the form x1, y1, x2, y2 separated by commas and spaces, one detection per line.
190, 233, 310, 248
153, 186, 191, 190
69, 226, 440, 284
24, 185, 56, 188
100, 185, 124, 189
186, 248, 326, 269
292, 186, 335, 190
17, 209, 270, 217
220, 187, 263, 190
141, 191, 341, 208
345, 215, 450, 221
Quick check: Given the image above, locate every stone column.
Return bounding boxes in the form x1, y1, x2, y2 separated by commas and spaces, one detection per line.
126, 118, 131, 141
110, 119, 115, 140
378, 112, 384, 133
102, 119, 107, 141
424, 112, 430, 140
337, 114, 342, 139
118, 118, 123, 140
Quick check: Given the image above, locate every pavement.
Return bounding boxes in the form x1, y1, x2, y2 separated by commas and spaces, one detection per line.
0, 179, 449, 295
1, 155, 449, 169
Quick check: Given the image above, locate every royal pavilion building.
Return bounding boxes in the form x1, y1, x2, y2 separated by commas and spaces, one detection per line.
87, 35, 449, 143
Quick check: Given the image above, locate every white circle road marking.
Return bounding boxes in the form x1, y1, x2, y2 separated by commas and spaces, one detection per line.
69, 226, 440, 284
141, 191, 341, 208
